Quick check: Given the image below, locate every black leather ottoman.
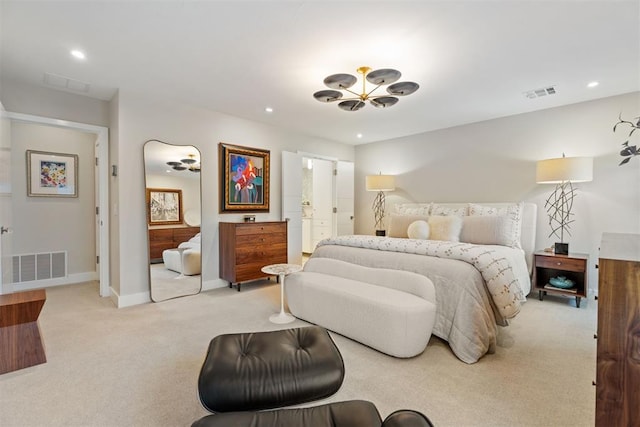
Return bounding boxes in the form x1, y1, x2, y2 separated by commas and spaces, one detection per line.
193, 326, 434, 427
197, 326, 344, 412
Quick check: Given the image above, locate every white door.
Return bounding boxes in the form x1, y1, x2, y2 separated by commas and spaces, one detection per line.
336, 160, 355, 236
0, 112, 13, 294
281, 151, 303, 265
311, 159, 333, 248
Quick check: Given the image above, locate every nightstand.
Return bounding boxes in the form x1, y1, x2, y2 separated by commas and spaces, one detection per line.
532, 250, 589, 308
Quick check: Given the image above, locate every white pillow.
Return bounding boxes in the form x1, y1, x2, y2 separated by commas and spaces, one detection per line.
428, 216, 462, 242
394, 203, 431, 216
430, 204, 468, 216
468, 202, 523, 248
407, 220, 430, 240
460, 216, 513, 246
388, 213, 430, 238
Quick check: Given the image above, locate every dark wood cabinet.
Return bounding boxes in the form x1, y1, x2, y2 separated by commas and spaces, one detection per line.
595, 233, 640, 427
148, 226, 200, 262
219, 221, 287, 291
532, 251, 588, 307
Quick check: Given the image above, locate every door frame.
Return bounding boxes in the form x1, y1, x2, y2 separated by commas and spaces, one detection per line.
5, 111, 110, 297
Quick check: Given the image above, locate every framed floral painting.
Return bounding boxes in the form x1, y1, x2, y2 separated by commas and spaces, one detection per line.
26, 150, 78, 197
219, 143, 270, 212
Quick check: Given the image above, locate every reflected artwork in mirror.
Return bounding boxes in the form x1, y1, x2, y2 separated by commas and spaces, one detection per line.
144, 139, 202, 302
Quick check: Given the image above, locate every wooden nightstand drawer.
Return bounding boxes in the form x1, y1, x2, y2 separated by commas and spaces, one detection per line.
535, 255, 586, 272
533, 251, 589, 308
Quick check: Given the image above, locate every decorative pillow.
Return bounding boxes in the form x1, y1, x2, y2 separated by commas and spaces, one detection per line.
407, 220, 430, 240
388, 214, 430, 238
430, 204, 468, 216
427, 215, 462, 242
460, 216, 513, 246
468, 202, 523, 248
394, 203, 431, 216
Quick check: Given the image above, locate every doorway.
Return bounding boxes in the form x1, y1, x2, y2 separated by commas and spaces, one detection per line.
0, 111, 109, 297
282, 151, 354, 266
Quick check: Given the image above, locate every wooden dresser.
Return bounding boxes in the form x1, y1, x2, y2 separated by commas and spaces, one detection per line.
595, 232, 640, 427
148, 226, 200, 262
219, 221, 287, 291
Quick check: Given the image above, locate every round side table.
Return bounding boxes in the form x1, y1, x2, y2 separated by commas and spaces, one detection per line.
261, 263, 302, 324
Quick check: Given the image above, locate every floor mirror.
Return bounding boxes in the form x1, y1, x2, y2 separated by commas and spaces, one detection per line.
143, 139, 202, 302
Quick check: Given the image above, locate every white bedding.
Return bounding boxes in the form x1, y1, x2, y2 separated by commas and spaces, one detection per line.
313, 236, 532, 363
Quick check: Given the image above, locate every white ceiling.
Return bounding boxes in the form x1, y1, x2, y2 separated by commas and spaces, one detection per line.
1, 1, 639, 145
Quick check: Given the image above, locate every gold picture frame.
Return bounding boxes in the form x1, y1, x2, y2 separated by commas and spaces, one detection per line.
219, 143, 270, 212
146, 188, 183, 225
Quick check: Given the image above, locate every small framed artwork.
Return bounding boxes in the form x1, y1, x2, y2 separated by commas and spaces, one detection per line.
27, 150, 78, 197
219, 142, 270, 212
146, 188, 183, 225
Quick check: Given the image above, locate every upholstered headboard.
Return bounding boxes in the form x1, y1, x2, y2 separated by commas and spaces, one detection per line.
391, 202, 537, 274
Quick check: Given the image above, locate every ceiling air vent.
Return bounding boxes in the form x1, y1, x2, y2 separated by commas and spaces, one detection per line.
524, 85, 557, 99
43, 72, 90, 93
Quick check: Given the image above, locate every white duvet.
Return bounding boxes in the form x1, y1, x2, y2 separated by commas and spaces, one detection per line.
313, 235, 532, 363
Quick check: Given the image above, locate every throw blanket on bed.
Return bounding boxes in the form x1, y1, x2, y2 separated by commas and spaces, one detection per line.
317, 235, 526, 319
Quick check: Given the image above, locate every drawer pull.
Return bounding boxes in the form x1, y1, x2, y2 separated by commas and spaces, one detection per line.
556, 262, 562, 266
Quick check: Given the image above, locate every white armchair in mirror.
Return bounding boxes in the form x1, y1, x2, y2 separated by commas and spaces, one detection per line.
144, 139, 202, 302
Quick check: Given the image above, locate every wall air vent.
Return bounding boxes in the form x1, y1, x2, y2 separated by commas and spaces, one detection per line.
43, 72, 90, 93
12, 251, 67, 283
524, 85, 557, 99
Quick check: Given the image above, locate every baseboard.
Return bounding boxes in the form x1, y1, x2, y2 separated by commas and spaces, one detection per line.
202, 278, 228, 292
12, 271, 98, 292
110, 287, 151, 308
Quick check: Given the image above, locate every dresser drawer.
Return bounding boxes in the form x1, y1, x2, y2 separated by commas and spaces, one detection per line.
235, 223, 285, 236
536, 255, 586, 272
236, 258, 288, 281
236, 244, 287, 265
236, 232, 287, 246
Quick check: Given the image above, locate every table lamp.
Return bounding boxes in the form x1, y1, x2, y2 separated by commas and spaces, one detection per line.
366, 173, 395, 236
536, 154, 593, 254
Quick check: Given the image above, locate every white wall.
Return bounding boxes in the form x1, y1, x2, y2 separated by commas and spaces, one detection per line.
355, 92, 640, 293
113, 90, 355, 304
0, 79, 110, 127
10, 121, 96, 276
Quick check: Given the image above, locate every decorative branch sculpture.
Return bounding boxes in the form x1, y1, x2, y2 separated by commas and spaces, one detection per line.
613, 113, 639, 166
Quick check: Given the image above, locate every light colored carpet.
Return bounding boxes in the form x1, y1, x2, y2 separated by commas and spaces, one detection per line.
0, 281, 597, 427
149, 263, 201, 302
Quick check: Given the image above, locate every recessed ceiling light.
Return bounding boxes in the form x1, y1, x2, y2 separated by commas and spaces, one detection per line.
265, 107, 273, 113
587, 81, 599, 88
71, 50, 86, 60
357, 133, 363, 139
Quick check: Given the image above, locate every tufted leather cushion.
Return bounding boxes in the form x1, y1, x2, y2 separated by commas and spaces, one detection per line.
197, 326, 345, 413
192, 400, 382, 427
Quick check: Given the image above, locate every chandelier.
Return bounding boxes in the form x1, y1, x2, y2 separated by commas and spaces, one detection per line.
167, 154, 200, 173
313, 66, 419, 111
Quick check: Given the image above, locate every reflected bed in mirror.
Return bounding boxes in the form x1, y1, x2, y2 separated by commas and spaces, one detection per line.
144, 139, 202, 302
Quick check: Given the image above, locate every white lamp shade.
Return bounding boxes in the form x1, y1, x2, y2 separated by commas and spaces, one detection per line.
366, 174, 395, 191
536, 156, 593, 184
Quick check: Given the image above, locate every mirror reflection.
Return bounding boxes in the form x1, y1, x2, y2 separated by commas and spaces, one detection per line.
144, 139, 202, 302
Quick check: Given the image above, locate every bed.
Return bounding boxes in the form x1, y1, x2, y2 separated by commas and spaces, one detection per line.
162, 232, 201, 276
310, 202, 537, 363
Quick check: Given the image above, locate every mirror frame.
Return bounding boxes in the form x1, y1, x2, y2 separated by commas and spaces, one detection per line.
143, 139, 202, 302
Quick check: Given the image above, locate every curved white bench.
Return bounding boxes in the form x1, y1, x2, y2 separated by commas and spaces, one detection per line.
286, 258, 436, 358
